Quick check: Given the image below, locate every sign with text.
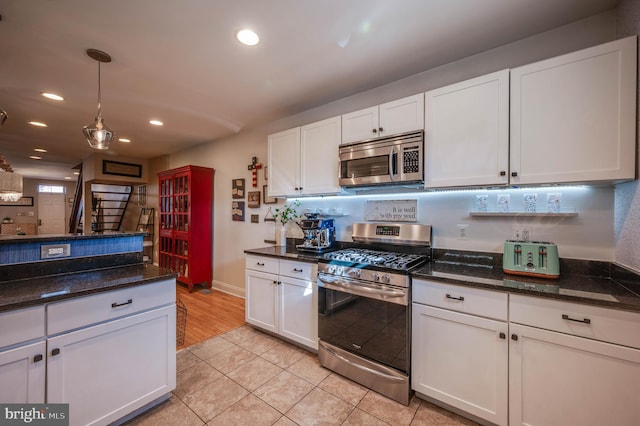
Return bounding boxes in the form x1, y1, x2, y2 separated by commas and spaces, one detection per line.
364, 199, 417, 222
0, 404, 68, 425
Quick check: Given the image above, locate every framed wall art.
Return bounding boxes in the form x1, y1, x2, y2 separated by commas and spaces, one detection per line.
232, 201, 245, 221
232, 178, 245, 199
0, 196, 33, 207
102, 160, 142, 178
263, 185, 277, 204
248, 191, 261, 208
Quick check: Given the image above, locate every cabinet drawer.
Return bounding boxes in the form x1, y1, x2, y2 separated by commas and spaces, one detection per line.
413, 279, 508, 321
246, 255, 279, 275
0, 305, 45, 349
510, 294, 640, 349
47, 279, 175, 335
279, 259, 317, 281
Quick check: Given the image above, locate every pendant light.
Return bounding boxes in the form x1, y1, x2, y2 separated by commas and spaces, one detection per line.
0, 153, 23, 203
82, 49, 115, 150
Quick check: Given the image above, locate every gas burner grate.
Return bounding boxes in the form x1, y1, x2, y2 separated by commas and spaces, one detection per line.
323, 248, 427, 271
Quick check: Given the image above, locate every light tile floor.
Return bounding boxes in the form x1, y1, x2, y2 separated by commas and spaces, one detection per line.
125, 325, 478, 426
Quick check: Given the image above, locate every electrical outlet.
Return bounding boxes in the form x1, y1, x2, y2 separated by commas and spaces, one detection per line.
512, 227, 522, 241
457, 224, 468, 240
513, 227, 532, 241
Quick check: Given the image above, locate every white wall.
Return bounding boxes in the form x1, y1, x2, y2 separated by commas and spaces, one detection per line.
614, 0, 640, 273
169, 11, 622, 297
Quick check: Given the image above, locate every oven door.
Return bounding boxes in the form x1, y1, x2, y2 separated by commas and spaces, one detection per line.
317, 273, 410, 373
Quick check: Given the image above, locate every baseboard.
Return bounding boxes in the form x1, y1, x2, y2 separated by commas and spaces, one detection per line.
212, 279, 245, 298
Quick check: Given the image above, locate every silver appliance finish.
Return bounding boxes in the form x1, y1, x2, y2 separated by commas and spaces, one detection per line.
317, 222, 432, 406
338, 130, 423, 187
352, 222, 431, 247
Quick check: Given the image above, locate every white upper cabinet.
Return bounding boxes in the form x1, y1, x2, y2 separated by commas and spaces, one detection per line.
342, 94, 424, 144
510, 36, 637, 185
268, 127, 300, 197
425, 70, 509, 188
300, 116, 341, 195
268, 116, 341, 197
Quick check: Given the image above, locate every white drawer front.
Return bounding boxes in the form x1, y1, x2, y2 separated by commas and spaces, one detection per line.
510, 294, 640, 349
413, 279, 508, 321
279, 259, 317, 281
0, 305, 45, 349
246, 255, 279, 275
47, 279, 175, 335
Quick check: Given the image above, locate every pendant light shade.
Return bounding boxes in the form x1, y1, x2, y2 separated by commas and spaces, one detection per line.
83, 49, 115, 150
0, 154, 23, 203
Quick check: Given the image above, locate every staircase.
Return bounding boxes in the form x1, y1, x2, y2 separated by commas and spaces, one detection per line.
91, 184, 133, 232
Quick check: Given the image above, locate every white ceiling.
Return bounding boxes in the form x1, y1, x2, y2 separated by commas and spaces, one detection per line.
0, 0, 618, 180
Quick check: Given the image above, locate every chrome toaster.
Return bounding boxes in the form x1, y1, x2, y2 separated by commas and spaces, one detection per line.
503, 240, 560, 279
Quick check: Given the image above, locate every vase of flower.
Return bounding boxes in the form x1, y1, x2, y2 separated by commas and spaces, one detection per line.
273, 200, 300, 246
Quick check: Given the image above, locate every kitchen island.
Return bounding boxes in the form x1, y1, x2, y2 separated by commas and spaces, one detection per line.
0, 232, 177, 426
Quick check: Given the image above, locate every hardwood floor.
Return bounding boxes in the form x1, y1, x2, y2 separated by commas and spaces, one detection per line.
176, 283, 246, 350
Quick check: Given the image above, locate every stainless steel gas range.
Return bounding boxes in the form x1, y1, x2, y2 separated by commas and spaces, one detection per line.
317, 222, 432, 405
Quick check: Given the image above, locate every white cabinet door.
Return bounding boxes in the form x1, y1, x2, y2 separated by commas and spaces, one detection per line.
509, 323, 640, 426
425, 70, 509, 188
412, 304, 508, 426
510, 36, 637, 185
379, 93, 424, 138
300, 116, 341, 195
245, 269, 278, 334
279, 276, 318, 350
47, 305, 176, 426
268, 127, 301, 197
341, 105, 379, 144
341, 94, 424, 144
0, 341, 46, 403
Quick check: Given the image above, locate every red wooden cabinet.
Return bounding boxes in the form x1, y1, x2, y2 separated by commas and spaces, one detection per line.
158, 165, 214, 292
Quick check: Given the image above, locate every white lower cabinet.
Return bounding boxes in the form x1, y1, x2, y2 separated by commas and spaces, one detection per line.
0, 279, 176, 426
412, 279, 508, 426
0, 340, 46, 403
47, 305, 176, 426
509, 295, 640, 426
245, 255, 318, 350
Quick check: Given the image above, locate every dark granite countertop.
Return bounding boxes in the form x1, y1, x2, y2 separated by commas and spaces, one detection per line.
0, 232, 145, 245
245, 245, 640, 313
244, 246, 325, 263
0, 263, 177, 312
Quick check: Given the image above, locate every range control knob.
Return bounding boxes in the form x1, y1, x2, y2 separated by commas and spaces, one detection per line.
372, 273, 380, 282
336, 267, 344, 275
327, 265, 336, 274
381, 274, 391, 283
349, 269, 361, 278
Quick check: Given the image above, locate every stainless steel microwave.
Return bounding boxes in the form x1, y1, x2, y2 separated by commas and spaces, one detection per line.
338, 130, 424, 187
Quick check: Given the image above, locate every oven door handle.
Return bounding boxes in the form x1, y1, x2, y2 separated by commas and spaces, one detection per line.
318, 273, 406, 299
319, 341, 405, 383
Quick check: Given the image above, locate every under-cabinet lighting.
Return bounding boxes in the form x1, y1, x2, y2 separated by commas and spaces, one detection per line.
149, 120, 163, 126
28, 121, 47, 127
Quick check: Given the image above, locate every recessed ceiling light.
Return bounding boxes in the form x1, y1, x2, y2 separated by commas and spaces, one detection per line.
28, 121, 47, 127
41, 92, 64, 101
29, 155, 42, 160
149, 120, 163, 126
64, 176, 72, 180
236, 29, 259, 46
118, 138, 131, 143
34, 148, 48, 153
73, 171, 80, 175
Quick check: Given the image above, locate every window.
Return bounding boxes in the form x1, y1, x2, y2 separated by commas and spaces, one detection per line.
38, 184, 65, 194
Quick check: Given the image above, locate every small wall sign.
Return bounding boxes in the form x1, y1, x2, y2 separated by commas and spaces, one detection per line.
365, 199, 418, 222
232, 179, 245, 199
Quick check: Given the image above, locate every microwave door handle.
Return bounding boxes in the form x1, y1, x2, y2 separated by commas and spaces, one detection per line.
389, 146, 396, 181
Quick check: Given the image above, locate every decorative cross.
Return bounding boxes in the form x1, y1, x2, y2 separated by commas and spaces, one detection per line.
247, 156, 262, 187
